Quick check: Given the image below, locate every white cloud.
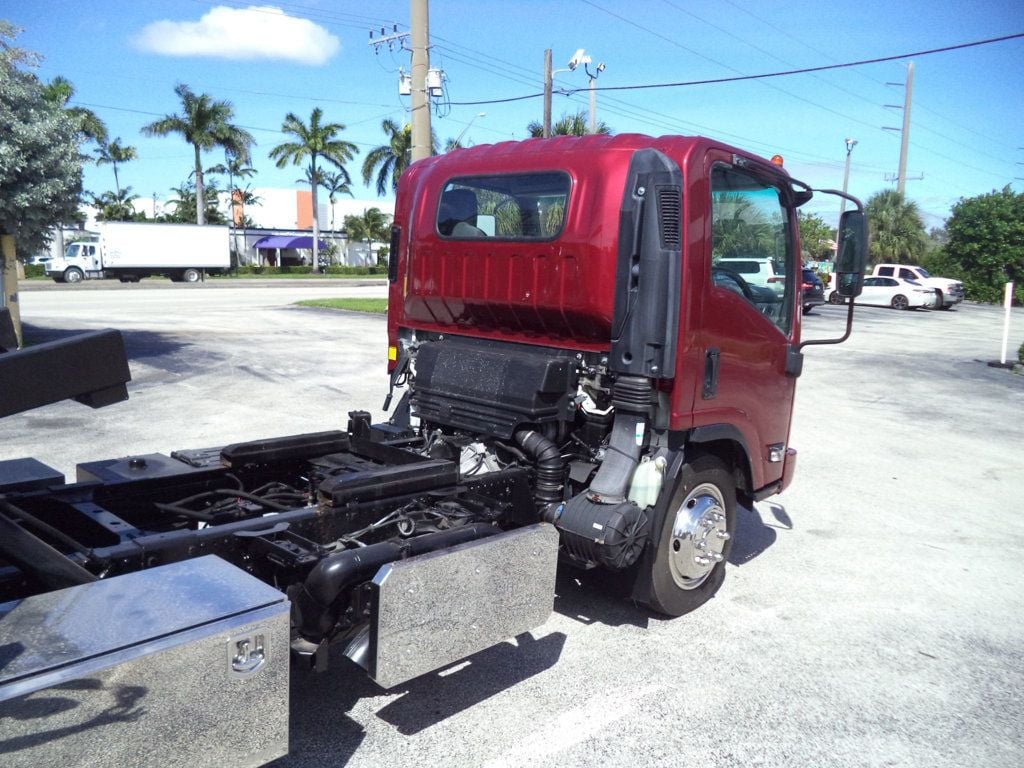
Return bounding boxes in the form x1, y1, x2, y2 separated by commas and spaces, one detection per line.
133, 5, 340, 66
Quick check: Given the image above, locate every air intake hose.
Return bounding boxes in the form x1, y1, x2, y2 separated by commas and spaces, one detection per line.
587, 375, 653, 502
514, 428, 565, 506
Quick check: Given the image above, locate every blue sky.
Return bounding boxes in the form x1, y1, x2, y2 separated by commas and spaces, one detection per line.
6, 0, 1023, 228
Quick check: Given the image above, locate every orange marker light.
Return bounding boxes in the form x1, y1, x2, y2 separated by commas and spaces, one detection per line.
770, 154, 784, 166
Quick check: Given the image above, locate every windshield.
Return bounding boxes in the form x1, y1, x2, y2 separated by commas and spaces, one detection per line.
917, 267, 931, 278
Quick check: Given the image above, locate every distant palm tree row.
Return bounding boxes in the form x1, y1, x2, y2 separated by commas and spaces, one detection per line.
65, 79, 608, 270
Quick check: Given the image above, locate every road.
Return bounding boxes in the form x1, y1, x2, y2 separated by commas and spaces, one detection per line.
4, 283, 1024, 767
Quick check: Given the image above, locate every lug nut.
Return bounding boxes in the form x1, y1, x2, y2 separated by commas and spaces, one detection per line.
716, 531, 731, 540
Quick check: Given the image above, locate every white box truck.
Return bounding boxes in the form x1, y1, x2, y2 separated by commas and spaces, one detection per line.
46, 222, 230, 284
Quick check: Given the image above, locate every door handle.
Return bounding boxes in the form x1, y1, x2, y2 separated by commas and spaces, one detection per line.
702, 348, 720, 400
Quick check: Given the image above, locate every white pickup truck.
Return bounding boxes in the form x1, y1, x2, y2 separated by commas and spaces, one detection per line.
871, 264, 964, 309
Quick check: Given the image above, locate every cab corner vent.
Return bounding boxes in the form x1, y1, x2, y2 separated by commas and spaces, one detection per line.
657, 186, 681, 248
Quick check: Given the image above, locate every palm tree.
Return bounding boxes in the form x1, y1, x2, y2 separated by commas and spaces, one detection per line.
319, 169, 353, 232
527, 111, 611, 138
142, 84, 254, 226
164, 179, 227, 225
41, 76, 108, 144
269, 107, 357, 272
344, 208, 392, 266
865, 190, 927, 264
94, 138, 138, 196
90, 187, 140, 221
362, 119, 439, 197
209, 150, 256, 225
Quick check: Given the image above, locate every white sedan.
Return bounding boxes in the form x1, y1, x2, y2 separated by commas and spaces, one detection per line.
828, 276, 937, 310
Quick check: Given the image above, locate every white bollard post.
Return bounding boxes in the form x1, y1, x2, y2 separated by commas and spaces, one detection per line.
1000, 282, 1014, 365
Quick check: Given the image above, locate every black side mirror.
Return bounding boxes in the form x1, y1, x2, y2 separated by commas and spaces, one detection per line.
834, 210, 868, 298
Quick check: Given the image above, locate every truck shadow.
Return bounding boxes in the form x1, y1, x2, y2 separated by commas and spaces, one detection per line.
729, 502, 792, 566
554, 568, 650, 629
279, 631, 568, 761
21, 322, 199, 378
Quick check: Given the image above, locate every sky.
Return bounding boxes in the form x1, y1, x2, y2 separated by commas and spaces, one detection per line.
5, 0, 1023, 229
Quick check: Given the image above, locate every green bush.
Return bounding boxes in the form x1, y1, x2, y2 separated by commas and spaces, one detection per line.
324, 265, 386, 276
1018, 339, 1023, 365
23, 263, 45, 278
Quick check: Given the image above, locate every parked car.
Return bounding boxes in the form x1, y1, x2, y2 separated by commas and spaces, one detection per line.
828, 276, 936, 310
717, 257, 787, 294
801, 268, 825, 314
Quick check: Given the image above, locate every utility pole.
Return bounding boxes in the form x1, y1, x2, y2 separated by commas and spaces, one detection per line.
585, 59, 605, 134
543, 49, 552, 138
839, 138, 857, 218
409, 0, 431, 163
883, 61, 914, 196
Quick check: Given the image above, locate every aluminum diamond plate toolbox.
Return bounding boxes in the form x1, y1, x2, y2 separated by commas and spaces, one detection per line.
0, 556, 289, 768
369, 523, 559, 689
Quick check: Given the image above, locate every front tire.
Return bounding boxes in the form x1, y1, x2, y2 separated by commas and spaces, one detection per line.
828, 291, 844, 305
644, 454, 736, 617
891, 294, 909, 310
63, 267, 84, 284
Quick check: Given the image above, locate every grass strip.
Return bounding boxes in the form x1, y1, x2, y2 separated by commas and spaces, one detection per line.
295, 298, 387, 314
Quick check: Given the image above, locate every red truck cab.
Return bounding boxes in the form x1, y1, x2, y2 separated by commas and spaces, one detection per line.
384, 134, 865, 615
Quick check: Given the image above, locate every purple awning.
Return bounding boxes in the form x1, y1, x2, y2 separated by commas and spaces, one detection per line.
253, 236, 326, 249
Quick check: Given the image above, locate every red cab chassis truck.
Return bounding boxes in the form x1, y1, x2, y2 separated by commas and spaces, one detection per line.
0, 134, 867, 765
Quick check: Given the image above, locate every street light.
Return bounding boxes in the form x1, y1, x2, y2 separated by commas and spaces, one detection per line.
453, 112, 486, 147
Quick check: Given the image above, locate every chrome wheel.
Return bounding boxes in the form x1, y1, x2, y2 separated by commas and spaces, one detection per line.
667, 481, 730, 590
891, 294, 909, 310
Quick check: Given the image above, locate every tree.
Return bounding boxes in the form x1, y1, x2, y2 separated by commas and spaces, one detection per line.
142, 84, 254, 226
209, 150, 256, 225
269, 107, 357, 272
0, 22, 84, 257
90, 187, 142, 222
40, 75, 107, 145
943, 186, 1024, 304
344, 208, 392, 267
344, 208, 390, 243
361, 119, 438, 197
527, 111, 611, 137
864, 190, 926, 265
162, 179, 227, 225
797, 211, 835, 262
318, 169, 353, 232
94, 137, 138, 196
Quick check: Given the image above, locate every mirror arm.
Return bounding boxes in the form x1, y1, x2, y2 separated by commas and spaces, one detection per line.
810, 188, 865, 212
799, 298, 855, 350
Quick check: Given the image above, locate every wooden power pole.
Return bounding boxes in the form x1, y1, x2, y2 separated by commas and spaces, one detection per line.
410, 0, 431, 163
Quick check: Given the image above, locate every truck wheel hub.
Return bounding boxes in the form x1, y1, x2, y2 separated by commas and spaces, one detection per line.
668, 482, 728, 589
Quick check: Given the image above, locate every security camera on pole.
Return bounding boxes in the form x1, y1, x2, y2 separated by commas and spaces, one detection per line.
567, 49, 605, 135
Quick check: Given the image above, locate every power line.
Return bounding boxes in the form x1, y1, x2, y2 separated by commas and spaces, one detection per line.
449, 32, 1024, 104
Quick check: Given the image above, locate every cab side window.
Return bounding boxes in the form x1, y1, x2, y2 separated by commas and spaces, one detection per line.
710, 165, 794, 335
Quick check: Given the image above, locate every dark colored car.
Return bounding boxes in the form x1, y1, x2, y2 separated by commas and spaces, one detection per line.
801, 268, 825, 314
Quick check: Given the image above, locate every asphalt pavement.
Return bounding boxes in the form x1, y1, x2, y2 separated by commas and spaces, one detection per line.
3, 283, 1023, 767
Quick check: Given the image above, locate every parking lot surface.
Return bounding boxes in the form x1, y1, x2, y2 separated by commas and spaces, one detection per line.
4, 283, 1023, 767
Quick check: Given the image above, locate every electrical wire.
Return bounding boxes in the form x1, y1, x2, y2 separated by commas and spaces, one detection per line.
449, 32, 1024, 104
